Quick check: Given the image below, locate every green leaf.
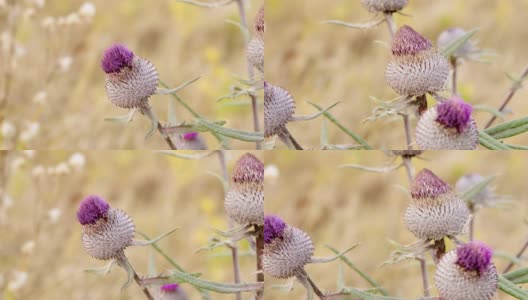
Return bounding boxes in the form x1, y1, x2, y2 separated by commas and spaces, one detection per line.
504, 144, 528, 150
307, 101, 373, 149
340, 288, 407, 300
195, 118, 264, 142
485, 116, 528, 140
504, 267, 528, 284
440, 28, 479, 57
320, 119, 329, 147
478, 131, 512, 150
498, 275, 528, 299
173, 0, 234, 8
321, 19, 385, 30
104, 109, 137, 123
169, 270, 263, 294
225, 19, 250, 42
156, 76, 201, 95
157, 150, 218, 160
326, 245, 389, 296
460, 175, 495, 202
339, 163, 402, 173
291, 101, 340, 121
473, 104, 507, 120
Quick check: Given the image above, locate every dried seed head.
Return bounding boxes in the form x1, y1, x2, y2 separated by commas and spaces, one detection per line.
247, 36, 264, 73
415, 98, 478, 150
264, 215, 286, 244
160, 284, 187, 300
437, 27, 478, 59
78, 196, 135, 260
361, 0, 408, 13
405, 169, 470, 240
255, 5, 264, 34
263, 223, 314, 279
225, 153, 264, 225
103, 44, 159, 109
386, 26, 450, 97
456, 173, 497, 208
176, 132, 207, 150
264, 82, 295, 137
435, 242, 497, 300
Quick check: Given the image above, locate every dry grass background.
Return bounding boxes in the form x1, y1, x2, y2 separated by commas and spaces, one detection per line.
0, 150, 263, 300
1, 0, 262, 150
265, 0, 528, 149
265, 150, 527, 299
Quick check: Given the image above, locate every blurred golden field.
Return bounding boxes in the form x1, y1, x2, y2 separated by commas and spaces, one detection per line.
0, 150, 263, 300
1, 0, 262, 150
265, 0, 528, 149
264, 150, 527, 299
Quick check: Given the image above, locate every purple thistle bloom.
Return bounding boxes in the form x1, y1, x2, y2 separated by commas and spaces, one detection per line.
456, 241, 493, 274
77, 195, 110, 225
161, 283, 180, 292
264, 215, 286, 244
392, 25, 432, 56
101, 44, 134, 74
436, 98, 473, 133
232, 153, 264, 184
182, 132, 199, 141
410, 169, 451, 200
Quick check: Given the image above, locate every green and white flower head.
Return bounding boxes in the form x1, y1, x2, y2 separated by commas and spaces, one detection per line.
456, 173, 503, 209
435, 241, 498, 300
264, 82, 295, 138
247, 5, 264, 73
224, 153, 264, 226
362, 0, 408, 13
386, 26, 450, 97
405, 169, 470, 240
262, 215, 314, 279
437, 27, 482, 61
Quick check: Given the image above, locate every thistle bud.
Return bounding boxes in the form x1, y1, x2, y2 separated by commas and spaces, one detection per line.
224, 153, 264, 226
456, 173, 498, 208
437, 27, 478, 60
77, 195, 135, 260
102, 44, 159, 109
405, 169, 470, 240
262, 215, 314, 279
435, 241, 498, 300
255, 6, 264, 34
247, 6, 264, 73
160, 283, 188, 300
386, 26, 450, 97
361, 0, 408, 13
176, 132, 207, 150
264, 82, 295, 138
415, 97, 478, 150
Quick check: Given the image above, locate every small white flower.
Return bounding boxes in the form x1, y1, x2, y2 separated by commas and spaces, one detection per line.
65, 13, 81, 25
23, 8, 35, 18
31, 0, 45, 8
2, 194, 13, 208
32, 165, 45, 177
23, 150, 35, 158
1, 31, 12, 54
48, 208, 61, 223
7, 271, 28, 291
46, 166, 56, 175
69, 152, 86, 169
21, 240, 35, 255
55, 162, 70, 175
58, 56, 73, 72
19, 122, 40, 142
1, 121, 16, 139
32, 91, 47, 104
41, 17, 55, 29
10, 157, 25, 171
264, 164, 279, 179
79, 2, 96, 18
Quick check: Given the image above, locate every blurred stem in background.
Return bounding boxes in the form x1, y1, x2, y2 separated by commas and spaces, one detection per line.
503, 238, 528, 273
235, 0, 262, 150
0, 0, 19, 126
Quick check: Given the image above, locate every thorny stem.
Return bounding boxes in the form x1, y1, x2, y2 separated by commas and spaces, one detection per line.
133, 270, 154, 300
485, 64, 528, 129
118, 257, 154, 300
450, 57, 458, 96
218, 150, 242, 300
140, 106, 177, 150
235, 0, 262, 150
503, 237, 528, 273
306, 273, 326, 299
255, 224, 264, 300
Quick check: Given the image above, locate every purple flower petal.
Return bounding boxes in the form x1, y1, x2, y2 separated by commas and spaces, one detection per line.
160, 283, 180, 292
436, 97, 473, 133
392, 25, 432, 56
456, 241, 493, 273
77, 195, 110, 225
411, 169, 451, 199
182, 132, 199, 141
264, 215, 286, 244
101, 44, 134, 74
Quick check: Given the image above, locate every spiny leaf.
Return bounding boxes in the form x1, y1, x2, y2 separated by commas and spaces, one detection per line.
340, 288, 408, 300
485, 116, 528, 140
195, 118, 264, 142
156, 76, 201, 95
478, 131, 512, 150
104, 109, 137, 123
321, 19, 385, 30
290, 101, 340, 122
498, 275, 528, 299
169, 270, 264, 294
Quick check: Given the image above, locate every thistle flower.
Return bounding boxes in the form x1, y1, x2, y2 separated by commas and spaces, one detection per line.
361, 0, 408, 13
456, 173, 502, 209
247, 5, 264, 73
102, 44, 159, 109
77, 195, 135, 260
437, 27, 481, 61
175, 132, 207, 150
435, 241, 498, 300
415, 97, 478, 150
262, 215, 314, 279
160, 283, 187, 300
264, 81, 295, 138
386, 26, 450, 97
405, 169, 470, 241
224, 153, 264, 226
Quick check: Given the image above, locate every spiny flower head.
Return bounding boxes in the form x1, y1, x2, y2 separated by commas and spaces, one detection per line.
410, 169, 451, 200
264, 81, 295, 137
362, 0, 408, 13
435, 241, 497, 300
437, 27, 480, 60
415, 98, 478, 150
264, 215, 286, 244
255, 5, 264, 33
232, 153, 264, 184
247, 35, 264, 73
392, 25, 432, 56
101, 44, 134, 74
456, 241, 493, 274
77, 195, 110, 225
436, 98, 473, 133
456, 173, 499, 208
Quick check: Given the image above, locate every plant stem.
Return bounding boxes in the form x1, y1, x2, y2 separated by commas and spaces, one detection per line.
141, 106, 177, 150
450, 57, 458, 96
469, 204, 475, 241
503, 237, 528, 273
133, 269, 154, 300
119, 257, 154, 300
235, 0, 262, 150
402, 157, 414, 184
306, 273, 326, 299
255, 224, 264, 300
485, 64, 528, 129
383, 13, 396, 39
